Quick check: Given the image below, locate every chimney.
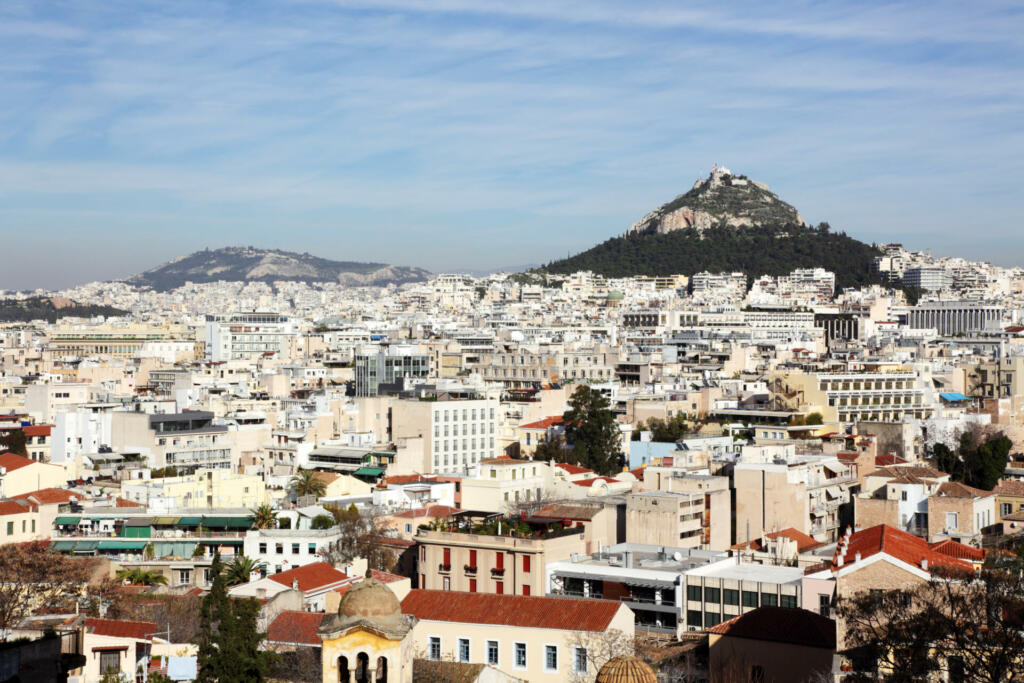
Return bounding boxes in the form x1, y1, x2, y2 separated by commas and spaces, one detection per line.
921, 559, 928, 571
836, 555, 844, 567
854, 552, 861, 563
292, 578, 299, 590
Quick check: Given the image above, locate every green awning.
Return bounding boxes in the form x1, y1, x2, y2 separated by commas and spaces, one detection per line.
152, 517, 180, 525
74, 541, 99, 551
53, 516, 80, 525
354, 466, 386, 477
51, 541, 76, 551
224, 518, 253, 529
98, 540, 148, 551
199, 538, 243, 545
176, 517, 203, 526
200, 517, 232, 527
124, 518, 153, 527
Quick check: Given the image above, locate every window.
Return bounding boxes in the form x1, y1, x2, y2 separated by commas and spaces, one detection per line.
723, 588, 739, 605
514, 642, 527, 668
523, 585, 530, 596
275, 543, 283, 554
704, 587, 720, 603
458, 638, 470, 663
405, 523, 412, 534
177, 569, 191, 585
946, 512, 959, 530
308, 543, 316, 554
259, 543, 267, 554
496, 552, 504, 570
5, 522, 11, 535
761, 593, 778, 607
99, 650, 120, 675
901, 490, 908, 501
291, 543, 299, 554
429, 637, 441, 660
819, 594, 831, 617
574, 646, 588, 673
468, 550, 477, 568
544, 645, 558, 671
687, 585, 702, 601
443, 576, 450, 591
469, 579, 477, 593
487, 640, 499, 666
687, 610, 702, 627
742, 591, 758, 607
495, 581, 503, 594
523, 555, 531, 572
780, 594, 797, 608
704, 612, 721, 627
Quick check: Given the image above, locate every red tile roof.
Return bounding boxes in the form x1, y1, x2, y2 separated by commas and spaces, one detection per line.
401, 590, 624, 632
935, 481, 993, 499
554, 462, 593, 475
0, 500, 35, 516
85, 617, 156, 641
479, 456, 530, 465
114, 497, 145, 508
875, 454, 908, 466
22, 425, 51, 437
929, 539, 985, 562
833, 524, 973, 573
267, 610, 325, 646
706, 607, 835, 649
13, 488, 78, 505
732, 528, 823, 553
519, 416, 564, 430
0, 453, 36, 473
392, 505, 459, 519
994, 479, 1024, 497
383, 474, 438, 486
268, 562, 352, 593
572, 476, 618, 487
370, 569, 406, 584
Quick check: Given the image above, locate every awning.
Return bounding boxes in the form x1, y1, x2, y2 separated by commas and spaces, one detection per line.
152, 517, 180, 525
53, 516, 80, 525
826, 486, 842, 499
354, 466, 386, 477
199, 538, 243, 545
124, 518, 153, 527
176, 517, 203, 526
98, 540, 148, 551
823, 462, 847, 475
940, 392, 970, 402
224, 518, 252, 529
51, 541, 76, 551
74, 541, 99, 551
200, 517, 232, 527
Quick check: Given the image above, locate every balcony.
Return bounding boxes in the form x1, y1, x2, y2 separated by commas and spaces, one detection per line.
464, 565, 478, 575
438, 563, 452, 573
491, 568, 505, 578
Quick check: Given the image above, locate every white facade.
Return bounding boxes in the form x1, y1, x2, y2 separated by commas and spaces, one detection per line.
243, 528, 344, 575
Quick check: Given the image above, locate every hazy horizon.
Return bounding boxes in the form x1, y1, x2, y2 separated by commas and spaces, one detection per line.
2, 1, 1022, 290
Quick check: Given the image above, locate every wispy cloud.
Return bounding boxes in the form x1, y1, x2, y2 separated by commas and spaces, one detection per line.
0, 0, 1022, 288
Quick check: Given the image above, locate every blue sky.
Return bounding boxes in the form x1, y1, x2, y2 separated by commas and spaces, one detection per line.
1, 1, 1022, 289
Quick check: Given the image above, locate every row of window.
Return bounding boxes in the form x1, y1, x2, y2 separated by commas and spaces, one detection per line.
434, 423, 495, 437
5, 519, 36, 535
437, 408, 496, 421
686, 585, 797, 609
258, 542, 318, 555
434, 437, 495, 452
426, 636, 586, 673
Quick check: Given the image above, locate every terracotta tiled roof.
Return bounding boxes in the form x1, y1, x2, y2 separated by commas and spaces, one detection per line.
401, 590, 624, 632
13, 488, 78, 505
875, 454, 908, 466
994, 479, 1024, 497
533, 503, 601, 521
554, 462, 593, 475
936, 481, 993, 499
370, 569, 406, 583
85, 617, 156, 641
629, 467, 645, 479
313, 471, 341, 485
519, 416, 564, 430
268, 562, 352, 593
22, 425, 51, 437
833, 524, 973, 573
267, 610, 325, 646
572, 476, 617, 488
874, 465, 947, 480
733, 527, 823, 553
706, 607, 835, 649
114, 497, 145, 508
479, 456, 530, 465
0, 453, 36, 473
383, 474, 437, 486
929, 539, 985, 562
0, 500, 35, 516
392, 505, 459, 519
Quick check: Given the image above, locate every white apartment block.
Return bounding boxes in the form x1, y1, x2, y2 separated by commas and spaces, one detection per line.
204, 312, 297, 361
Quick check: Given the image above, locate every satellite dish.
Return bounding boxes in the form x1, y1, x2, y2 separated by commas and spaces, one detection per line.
672, 552, 683, 562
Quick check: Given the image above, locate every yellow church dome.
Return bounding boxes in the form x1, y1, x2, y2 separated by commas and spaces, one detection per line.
595, 656, 658, 683
337, 577, 401, 620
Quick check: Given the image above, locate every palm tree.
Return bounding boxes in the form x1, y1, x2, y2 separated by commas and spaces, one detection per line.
116, 568, 168, 586
223, 556, 262, 586
290, 469, 327, 499
251, 503, 277, 530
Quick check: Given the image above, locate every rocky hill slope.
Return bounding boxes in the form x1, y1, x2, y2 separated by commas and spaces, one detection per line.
125, 247, 430, 291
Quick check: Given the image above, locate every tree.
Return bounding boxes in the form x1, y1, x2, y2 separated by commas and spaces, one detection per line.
804, 411, 824, 426
836, 563, 1024, 682
310, 514, 336, 530
322, 504, 396, 571
566, 629, 635, 683
290, 469, 327, 499
223, 556, 261, 587
116, 568, 168, 586
0, 429, 27, 457
562, 385, 622, 475
250, 503, 278, 530
638, 413, 691, 442
0, 543, 94, 638
931, 427, 1012, 491
197, 550, 274, 682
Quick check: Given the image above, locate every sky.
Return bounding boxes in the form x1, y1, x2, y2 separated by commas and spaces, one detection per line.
1, 1, 1022, 290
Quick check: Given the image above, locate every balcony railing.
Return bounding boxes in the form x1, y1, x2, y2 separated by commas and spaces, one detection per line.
464, 565, 477, 575
438, 563, 451, 573
491, 568, 505, 577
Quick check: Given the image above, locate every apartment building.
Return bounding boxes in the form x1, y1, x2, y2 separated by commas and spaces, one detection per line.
734, 447, 857, 544
24, 382, 91, 423
476, 342, 616, 389
907, 300, 1003, 335
415, 519, 586, 596
205, 312, 297, 361
682, 558, 804, 631
111, 411, 235, 472
391, 396, 500, 475
353, 345, 430, 397
460, 457, 553, 513
119, 469, 268, 511
770, 367, 932, 423
632, 474, 731, 551
244, 528, 344, 575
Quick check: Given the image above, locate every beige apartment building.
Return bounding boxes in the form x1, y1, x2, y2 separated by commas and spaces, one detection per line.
390, 396, 500, 476
734, 447, 857, 544
631, 475, 731, 551
110, 411, 237, 473
460, 457, 553, 513
476, 341, 617, 389
415, 524, 586, 597
769, 367, 933, 423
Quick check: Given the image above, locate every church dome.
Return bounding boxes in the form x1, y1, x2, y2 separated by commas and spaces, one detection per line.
595, 656, 657, 683
337, 578, 401, 620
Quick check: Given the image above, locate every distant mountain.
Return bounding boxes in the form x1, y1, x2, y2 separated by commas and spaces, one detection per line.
542, 167, 887, 291
125, 247, 431, 291
0, 296, 128, 322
